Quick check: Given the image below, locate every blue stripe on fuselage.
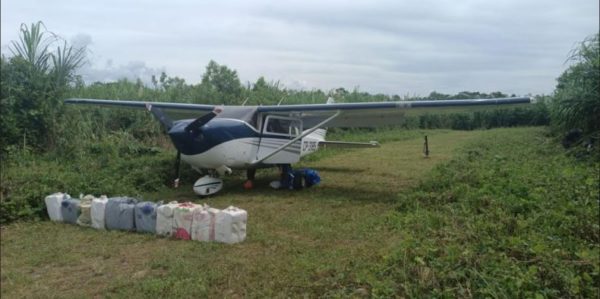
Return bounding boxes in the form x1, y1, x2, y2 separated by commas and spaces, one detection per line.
167, 118, 289, 155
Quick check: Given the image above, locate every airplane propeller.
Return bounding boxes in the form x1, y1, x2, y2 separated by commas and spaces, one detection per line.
174, 106, 222, 188
185, 106, 223, 134
145, 103, 173, 130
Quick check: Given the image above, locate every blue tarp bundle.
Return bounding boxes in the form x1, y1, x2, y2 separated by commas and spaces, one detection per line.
61, 198, 81, 224
298, 168, 321, 187
105, 197, 137, 231
284, 167, 322, 189
135, 201, 159, 234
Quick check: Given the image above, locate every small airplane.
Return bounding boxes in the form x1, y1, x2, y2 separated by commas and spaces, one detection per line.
65, 96, 531, 195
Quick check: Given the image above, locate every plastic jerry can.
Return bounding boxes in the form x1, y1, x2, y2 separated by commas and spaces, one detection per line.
215, 206, 248, 244
191, 205, 220, 242
61, 198, 81, 224
45, 193, 70, 221
173, 202, 198, 240
105, 197, 137, 231
135, 201, 159, 234
91, 196, 108, 229
76, 194, 95, 227
156, 201, 179, 237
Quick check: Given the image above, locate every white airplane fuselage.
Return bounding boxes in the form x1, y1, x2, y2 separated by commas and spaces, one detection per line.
171, 117, 326, 172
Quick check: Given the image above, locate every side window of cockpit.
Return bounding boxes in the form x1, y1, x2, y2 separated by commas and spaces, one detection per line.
265, 117, 301, 137
267, 119, 287, 134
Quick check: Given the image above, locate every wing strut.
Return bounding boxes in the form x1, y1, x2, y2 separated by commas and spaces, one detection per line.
252, 110, 341, 165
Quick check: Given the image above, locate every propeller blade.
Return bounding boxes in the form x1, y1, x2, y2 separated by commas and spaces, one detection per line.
145, 103, 173, 130
184, 107, 223, 133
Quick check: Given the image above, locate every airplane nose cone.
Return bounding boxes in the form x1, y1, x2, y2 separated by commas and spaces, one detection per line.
167, 122, 193, 153
167, 120, 210, 155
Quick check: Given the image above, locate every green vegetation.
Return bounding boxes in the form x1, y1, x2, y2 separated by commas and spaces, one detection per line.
551, 34, 599, 137
1, 22, 84, 151
370, 128, 599, 298
2, 128, 598, 298
1, 137, 175, 224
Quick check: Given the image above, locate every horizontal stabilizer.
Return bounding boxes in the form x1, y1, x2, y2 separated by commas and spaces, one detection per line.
318, 140, 380, 148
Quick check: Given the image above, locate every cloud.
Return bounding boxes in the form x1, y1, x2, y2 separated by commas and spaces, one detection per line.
1, 0, 597, 96
70, 33, 92, 50
79, 59, 165, 84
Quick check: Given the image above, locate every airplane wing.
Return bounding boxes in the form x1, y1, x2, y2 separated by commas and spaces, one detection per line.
257, 97, 532, 128
65, 96, 531, 129
63, 98, 262, 125
64, 98, 217, 120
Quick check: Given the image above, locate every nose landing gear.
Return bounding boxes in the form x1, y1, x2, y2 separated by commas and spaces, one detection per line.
193, 175, 224, 196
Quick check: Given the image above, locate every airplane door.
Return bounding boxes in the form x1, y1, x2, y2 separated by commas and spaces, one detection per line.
257, 115, 302, 164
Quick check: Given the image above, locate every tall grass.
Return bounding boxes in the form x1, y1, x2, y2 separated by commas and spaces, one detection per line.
551, 33, 599, 137
368, 128, 599, 297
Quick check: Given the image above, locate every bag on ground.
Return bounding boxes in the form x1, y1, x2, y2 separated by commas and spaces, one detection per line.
61, 197, 81, 224
135, 201, 160, 234
45, 193, 70, 221
91, 195, 108, 229
156, 201, 179, 237
173, 202, 198, 240
191, 204, 220, 242
105, 197, 137, 231
215, 206, 248, 244
76, 194, 95, 227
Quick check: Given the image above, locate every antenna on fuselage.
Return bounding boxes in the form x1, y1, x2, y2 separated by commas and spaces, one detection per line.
277, 97, 285, 106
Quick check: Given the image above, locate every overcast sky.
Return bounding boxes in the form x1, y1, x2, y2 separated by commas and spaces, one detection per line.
1, 0, 598, 96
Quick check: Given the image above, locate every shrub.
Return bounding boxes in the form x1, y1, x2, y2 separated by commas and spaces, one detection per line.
551, 34, 600, 137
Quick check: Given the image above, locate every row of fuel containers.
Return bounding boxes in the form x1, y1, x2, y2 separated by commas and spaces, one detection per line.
44, 193, 247, 244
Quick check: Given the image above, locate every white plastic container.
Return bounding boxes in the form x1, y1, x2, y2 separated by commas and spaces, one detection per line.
45, 193, 69, 222
173, 202, 198, 240
215, 206, 248, 244
91, 196, 108, 229
156, 201, 179, 237
191, 205, 220, 242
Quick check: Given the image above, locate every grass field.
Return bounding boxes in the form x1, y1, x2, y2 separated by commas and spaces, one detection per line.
1, 128, 598, 298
